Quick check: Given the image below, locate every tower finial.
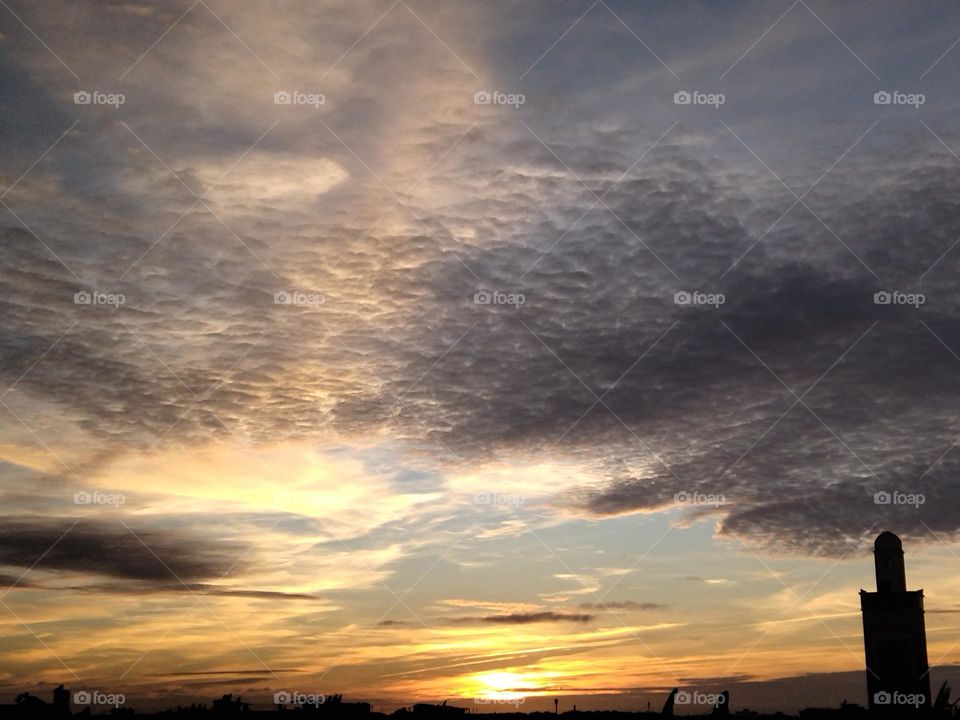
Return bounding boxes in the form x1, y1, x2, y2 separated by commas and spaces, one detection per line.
874, 531, 906, 593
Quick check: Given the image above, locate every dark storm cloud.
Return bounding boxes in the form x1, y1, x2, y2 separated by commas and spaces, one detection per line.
0, 517, 245, 581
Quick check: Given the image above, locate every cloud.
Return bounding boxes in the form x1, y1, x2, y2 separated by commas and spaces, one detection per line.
5, 124, 960, 559
0, 572, 37, 589
0, 517, 244, 582
60, 582, 326, 602
3, 0, 960, 567
579, 601, 666, 611
452, 612, 594, 625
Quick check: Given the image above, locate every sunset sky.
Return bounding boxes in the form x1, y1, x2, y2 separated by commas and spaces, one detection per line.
2, 0, 960, 713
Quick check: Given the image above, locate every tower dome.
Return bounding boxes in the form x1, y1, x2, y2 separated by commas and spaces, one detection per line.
874, 531, 906, 593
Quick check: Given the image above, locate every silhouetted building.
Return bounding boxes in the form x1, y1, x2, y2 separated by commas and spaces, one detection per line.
860, 532, 931, 713
660, 688, 677, 716
212, 693, 251, 714
0, 685, 71, 719
410, 701, 468, 718
711, 690, 729, 715
302, 694, 372, 715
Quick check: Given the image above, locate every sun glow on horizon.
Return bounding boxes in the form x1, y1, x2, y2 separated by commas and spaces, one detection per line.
464, 671, 551, 700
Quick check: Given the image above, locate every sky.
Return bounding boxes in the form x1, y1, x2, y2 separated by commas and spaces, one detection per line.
2, 0, 960, 714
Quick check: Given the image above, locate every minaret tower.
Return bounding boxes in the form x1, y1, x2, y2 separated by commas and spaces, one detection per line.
860, 532, 931, 713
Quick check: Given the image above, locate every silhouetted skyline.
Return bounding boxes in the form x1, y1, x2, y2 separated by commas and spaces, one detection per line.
4, 534, 956, 717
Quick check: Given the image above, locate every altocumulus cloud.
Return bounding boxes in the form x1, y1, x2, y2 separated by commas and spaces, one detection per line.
1, 0, 960, 562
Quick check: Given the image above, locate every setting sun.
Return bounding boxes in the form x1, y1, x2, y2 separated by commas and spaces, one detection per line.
467, 671, 549, 701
